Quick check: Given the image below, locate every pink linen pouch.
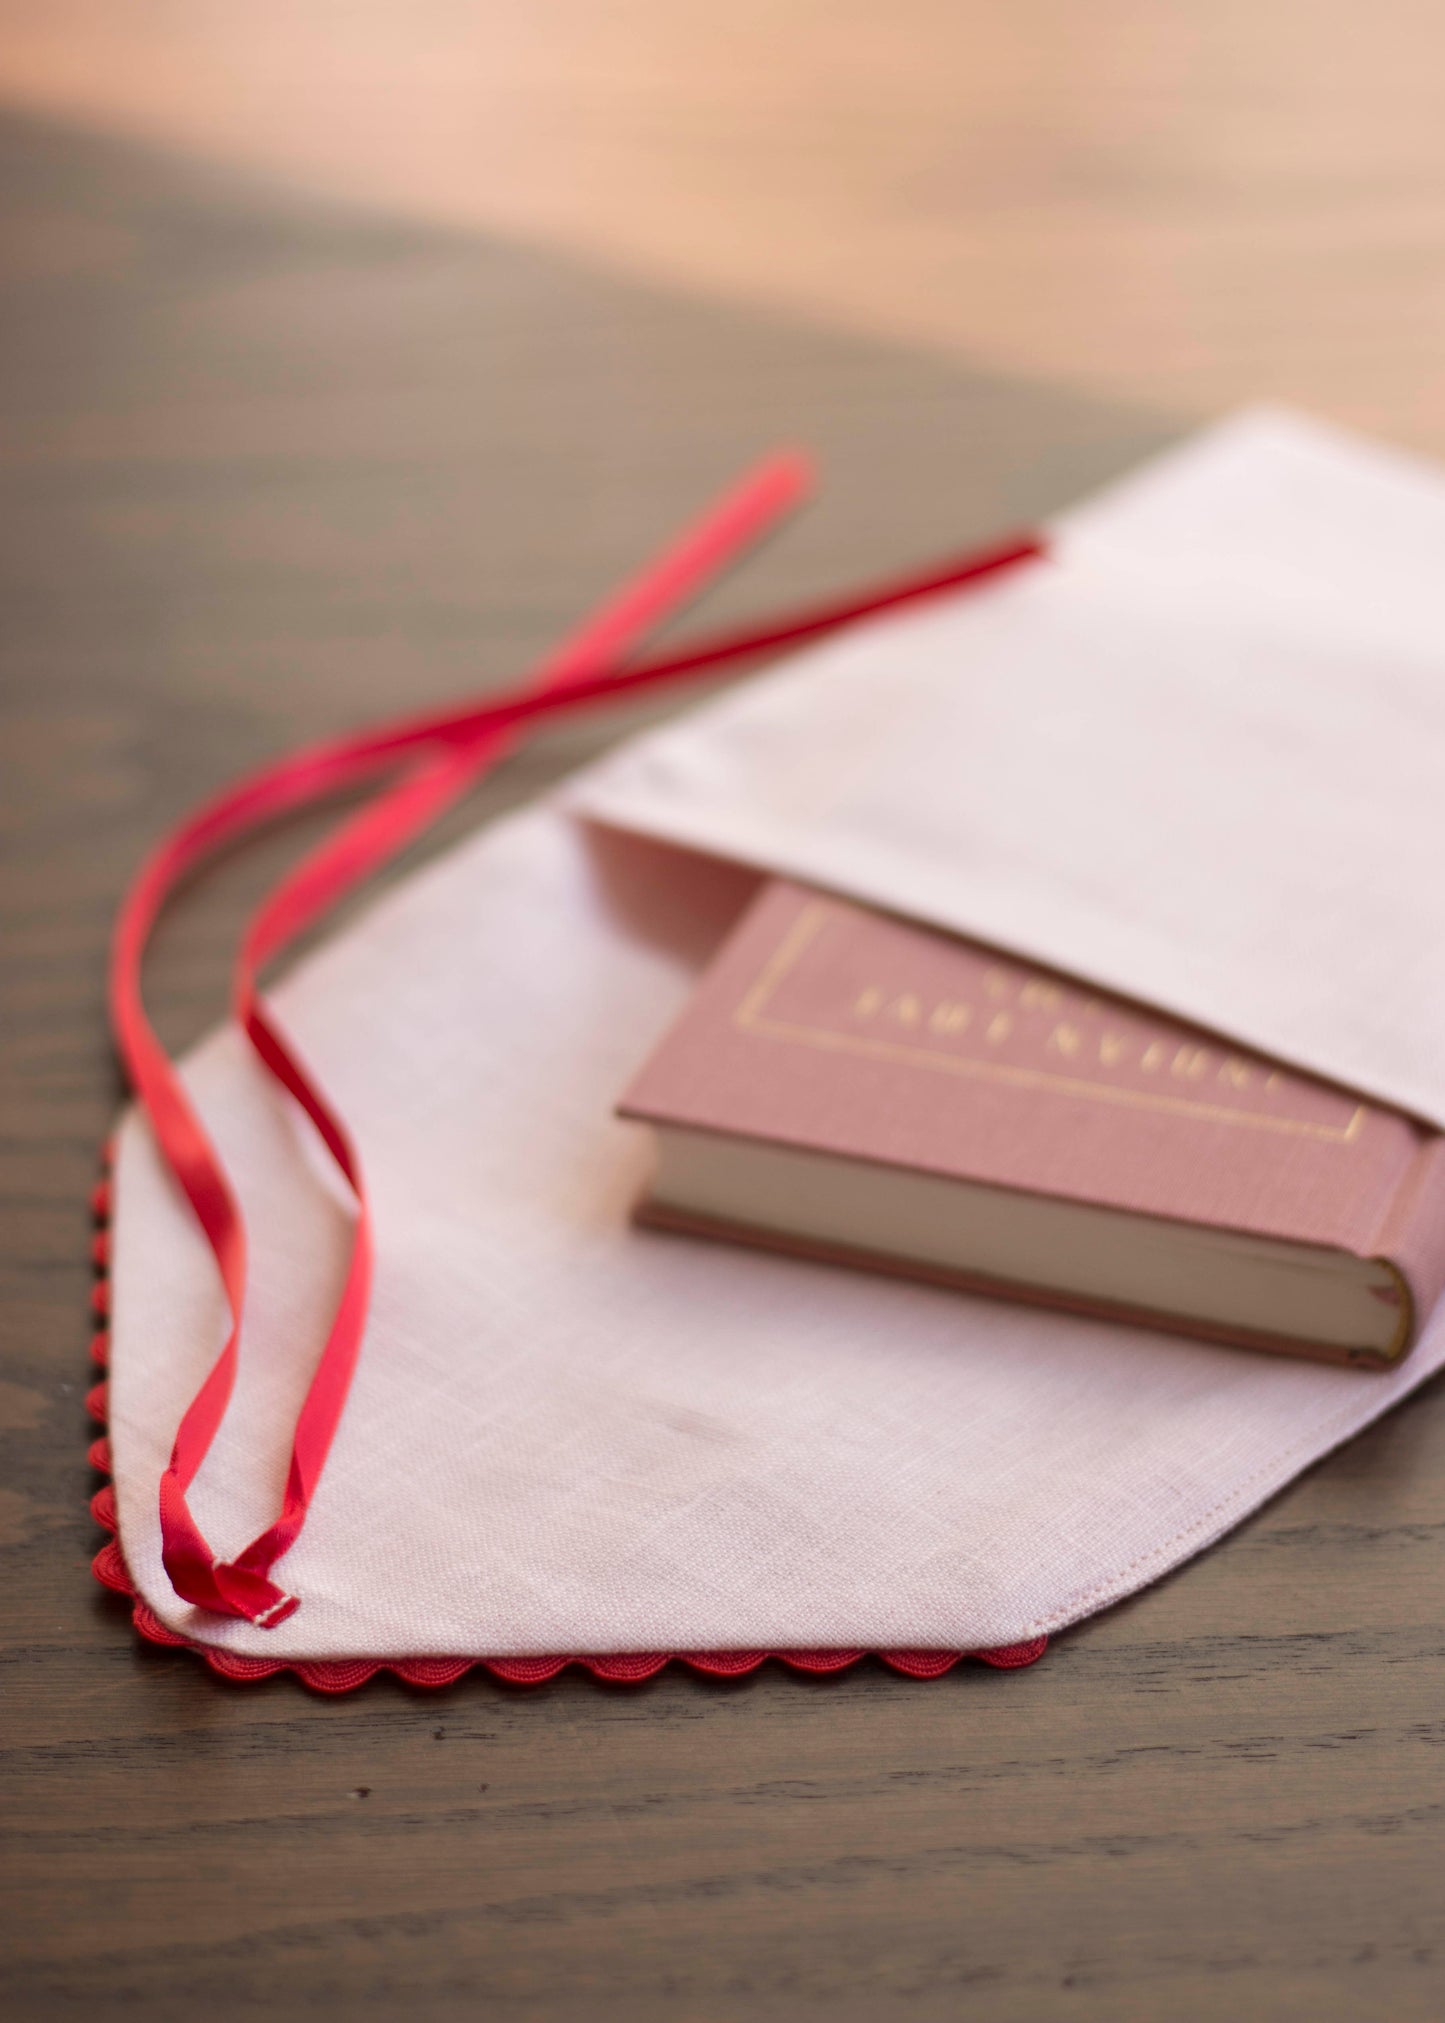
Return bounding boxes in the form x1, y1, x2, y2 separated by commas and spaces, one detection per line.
105, 409, 1445, 1665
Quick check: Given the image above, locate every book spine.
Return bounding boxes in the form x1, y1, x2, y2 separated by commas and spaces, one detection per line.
1372, 1130, 1445, 1347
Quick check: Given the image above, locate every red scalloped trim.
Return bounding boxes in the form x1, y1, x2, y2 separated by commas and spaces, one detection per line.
86, 1139, 1047, 1690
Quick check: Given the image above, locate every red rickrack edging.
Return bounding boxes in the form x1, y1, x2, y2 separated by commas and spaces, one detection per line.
86, 1143, 1049, 1692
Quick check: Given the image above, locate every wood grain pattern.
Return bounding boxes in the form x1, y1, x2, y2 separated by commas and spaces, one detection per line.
1, 109, 1443, 2023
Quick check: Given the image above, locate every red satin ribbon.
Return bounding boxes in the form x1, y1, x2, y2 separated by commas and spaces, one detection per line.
111, 455, 1044, 1624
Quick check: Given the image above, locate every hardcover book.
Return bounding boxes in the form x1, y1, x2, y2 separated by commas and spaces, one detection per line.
618, 880, 1445, 1367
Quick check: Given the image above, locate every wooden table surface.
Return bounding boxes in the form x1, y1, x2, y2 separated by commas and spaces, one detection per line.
2, 27, 1444, 2021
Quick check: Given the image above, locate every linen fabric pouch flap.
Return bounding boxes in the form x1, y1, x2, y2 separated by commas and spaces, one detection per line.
107, 409, 1445, 1663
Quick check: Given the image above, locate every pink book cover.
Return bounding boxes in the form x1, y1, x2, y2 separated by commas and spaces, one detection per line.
618, 879, 1445, 1364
